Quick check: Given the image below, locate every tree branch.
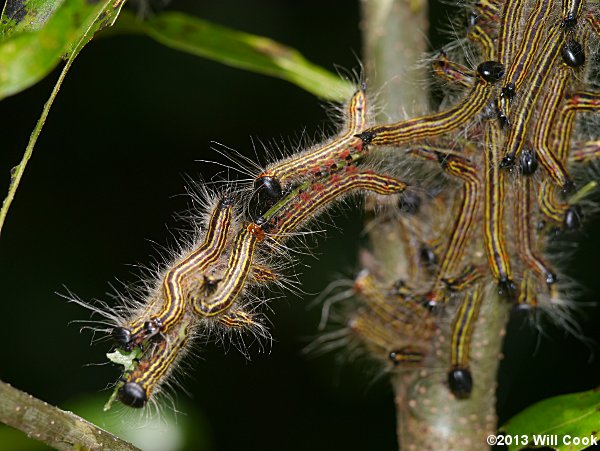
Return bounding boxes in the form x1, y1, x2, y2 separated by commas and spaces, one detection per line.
361, 1, 509, 449
0, 380, 140, 451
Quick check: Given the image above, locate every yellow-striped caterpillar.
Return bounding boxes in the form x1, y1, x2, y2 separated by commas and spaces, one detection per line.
73, 2, 600, 430
93, 80, 415, 408
448, 287, 484, 398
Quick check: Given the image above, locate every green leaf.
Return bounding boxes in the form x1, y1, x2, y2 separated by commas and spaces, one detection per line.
500, 388, 600, 451
112, 10, 355, 101
0, 0, 66, 38
0, 0, 123, 100
0, 0, 124, 236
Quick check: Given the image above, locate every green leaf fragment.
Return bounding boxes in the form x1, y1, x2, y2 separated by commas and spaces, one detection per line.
0, 0, 123, 101
0, 0, 66, 38
112, 10, 354, 101
0, 0, 124, 237
106, 347, 142, 372
104, 347, 142, 411
500, 388, 600, 451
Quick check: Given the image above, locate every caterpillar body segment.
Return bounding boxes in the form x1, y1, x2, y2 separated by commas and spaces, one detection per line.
448, 287, 484, 398
551, 91, 600, 169
192, 223, 262, 317
217, 309, 262, 329
347, 270, 435, 367
516, 271, 540, 309
468, 0, 502, 26
502, 0, 553, 94
570, 140, 600, 163
115, 197, 235, 350
432, 51, 474, 89
497, 0, 554, 125
117, 317, 193, 408
468, 25, 498, 60
442, 265, 487, 292
259, 165, 407, 244
431, 156, 481, 297
254, 86, 369, 206
531, 66, 572, 182
538, 180, 570, 224
517, 177, 558, 285
500, 27, 569, 176
359, 80, 493, 147
388, 347, 426, 366
497, 0, 527, 71
483, 122, 515, 298
586, 10, 600, 36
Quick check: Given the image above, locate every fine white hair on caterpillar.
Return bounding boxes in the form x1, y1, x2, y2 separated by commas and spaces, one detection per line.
65, 3, 600, 433
69, 77, 417, 409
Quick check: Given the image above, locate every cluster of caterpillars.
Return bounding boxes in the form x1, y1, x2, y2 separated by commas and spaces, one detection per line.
105, 87, 409, 408
348, 0, 600, 397
101, 0, 600, 408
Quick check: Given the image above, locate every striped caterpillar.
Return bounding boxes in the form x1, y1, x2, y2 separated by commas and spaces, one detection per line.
89, 86, 409, 408
348, 0, 600, 403
75, 5, 599, 446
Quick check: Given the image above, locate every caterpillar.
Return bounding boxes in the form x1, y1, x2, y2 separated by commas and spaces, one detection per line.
251, 86, 369, 213
71, 6, 599, 450
350, 0, 600, 400
448, 287, 484, 398
88, 80, 415, 408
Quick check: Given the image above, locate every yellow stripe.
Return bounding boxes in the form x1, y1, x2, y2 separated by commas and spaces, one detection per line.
532, 66, 572, 187
555, 92, 600, 163
497, 0, 527, 69
570, 140, 600, 163
127, 199, 233, 341
450, 288, 483, 369
432, 52, 474, 88
517, 272, 539, 307
443, 265, 486, 292
434, 156, 480, 289
270, 167, 406, 240
498, 0, 553, 123
562, 0, 584, 25
127, 319, 191, 403
502, 26, 567, 172
193, 224, 260, 317
468, 24, 496, 59
362, 80, 492, 146
538, 180, 568, 223
504, 0, 553, 91
484, 122, 513, 287
517, 177, 557, 284
260, 87, 368, 186
217, 309, 260, 329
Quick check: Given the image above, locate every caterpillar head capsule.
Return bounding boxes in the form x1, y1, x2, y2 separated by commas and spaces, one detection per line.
500, 83, 515, 99
118, 382, 147, 408
448, 367, 473, 398
564, 205, 583, 230
561, 40, 585, 67
249, 174, 284, 220
255, 175, 283, 202
519, 148, 538, 176
497, 277, 517, 300
111, 327, 132, 347
476, 61, 505, 83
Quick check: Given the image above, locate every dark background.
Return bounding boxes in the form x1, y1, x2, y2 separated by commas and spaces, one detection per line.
0, 1, 599, 450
